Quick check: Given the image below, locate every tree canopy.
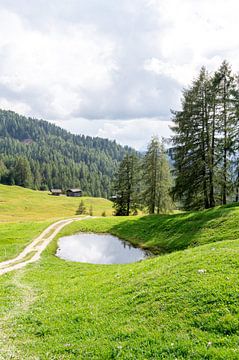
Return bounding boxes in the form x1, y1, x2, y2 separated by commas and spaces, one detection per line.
0, 110, 137, 197
171, 61, 239, 209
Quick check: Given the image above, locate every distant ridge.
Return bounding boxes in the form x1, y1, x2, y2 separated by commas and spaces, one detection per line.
0, 109, 137, 197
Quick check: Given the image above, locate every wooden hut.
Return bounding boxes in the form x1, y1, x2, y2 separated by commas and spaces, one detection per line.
50, 189, 62, 196
66, 189, 82, 197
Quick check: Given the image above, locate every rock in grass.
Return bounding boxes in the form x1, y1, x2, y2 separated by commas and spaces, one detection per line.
197, 269, 206, 274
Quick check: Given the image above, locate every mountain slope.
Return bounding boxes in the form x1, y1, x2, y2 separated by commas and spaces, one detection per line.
0, 110, 136, 197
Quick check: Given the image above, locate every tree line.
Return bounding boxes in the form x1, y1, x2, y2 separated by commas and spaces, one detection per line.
0, 110, 136, 197
171, 61, 239, 210
112, 137, 173, 215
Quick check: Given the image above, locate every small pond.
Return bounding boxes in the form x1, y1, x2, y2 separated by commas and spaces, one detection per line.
56, 233, 150, 264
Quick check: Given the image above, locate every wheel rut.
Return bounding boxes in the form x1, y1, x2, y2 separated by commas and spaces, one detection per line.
0, 216, 91, 275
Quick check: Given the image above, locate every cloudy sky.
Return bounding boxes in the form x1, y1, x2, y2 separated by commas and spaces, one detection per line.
0, 0, 239, 149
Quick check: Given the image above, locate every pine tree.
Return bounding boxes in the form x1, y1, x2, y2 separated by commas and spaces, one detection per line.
171, 61, 239, 209
89, 205, 93, 216
0, 159, 7, 182
143, 137, 173, 214
157, 144, 174, 213
213, 61, 238, 204
113, 154, 140, 216
77, 200, 86, 215
13, 156, 33, 188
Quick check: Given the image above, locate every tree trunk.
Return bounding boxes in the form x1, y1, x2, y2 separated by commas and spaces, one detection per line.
202, 92, 209, 209
209, 101, 216, 207
222, 80, 227, 205
236, 171, 239, 202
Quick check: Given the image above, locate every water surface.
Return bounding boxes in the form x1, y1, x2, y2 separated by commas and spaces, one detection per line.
56, 233, 149, 264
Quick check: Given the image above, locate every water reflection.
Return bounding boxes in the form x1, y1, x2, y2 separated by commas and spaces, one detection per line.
56, 233, 149, 264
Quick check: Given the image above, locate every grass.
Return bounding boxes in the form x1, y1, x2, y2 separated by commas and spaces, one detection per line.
0, 184, 113, 261
57, 203, 239, 253
0, 184, 113, 222
1, 228, 239, 359
0, 221, 51, 262
4, 251, 37, 268
1, 188, 239, 358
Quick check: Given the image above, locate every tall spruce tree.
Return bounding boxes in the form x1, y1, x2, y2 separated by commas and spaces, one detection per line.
13, 156, 33, 188
113, 154, 140, 216
172, 68, 213, 209
213, 61, 238, 204
172, 61, 239, 209
157, 144, 174, 213
143, 137, 173, 214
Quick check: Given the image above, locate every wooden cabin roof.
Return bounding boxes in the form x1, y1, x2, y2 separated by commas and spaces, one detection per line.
66, 188, 82, 193
50, 189, 62, 193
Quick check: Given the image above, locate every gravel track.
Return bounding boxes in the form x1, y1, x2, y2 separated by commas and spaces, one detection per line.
0, 217, 91, 275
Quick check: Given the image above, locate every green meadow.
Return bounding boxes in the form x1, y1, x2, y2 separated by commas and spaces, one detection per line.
0, 184, 113, 261
60, 203, 239, 253
0, 184, 113, 222
1, 185, 239, 358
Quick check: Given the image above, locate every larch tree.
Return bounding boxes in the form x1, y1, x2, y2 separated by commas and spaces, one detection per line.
13, 156, 33, 188
113, 154, 140, 216
171, 61, 239, 209
143, 137, 173, 214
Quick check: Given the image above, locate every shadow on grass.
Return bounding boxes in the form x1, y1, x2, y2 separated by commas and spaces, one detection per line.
109, 204, 239, 254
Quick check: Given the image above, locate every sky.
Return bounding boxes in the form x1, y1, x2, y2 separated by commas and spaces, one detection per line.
0, 0, 239, 150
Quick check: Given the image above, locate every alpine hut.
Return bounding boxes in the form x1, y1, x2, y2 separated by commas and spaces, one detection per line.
66, 188, 82, 197
50, 189, 62, 196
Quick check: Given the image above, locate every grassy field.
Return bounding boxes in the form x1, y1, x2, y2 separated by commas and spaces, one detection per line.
0, 184, 113, 222
0, 220, 239, 358
0, 221, 51, 262
0, 204, 239, 358
59, 203, 239, 253
0, 184, 113, 261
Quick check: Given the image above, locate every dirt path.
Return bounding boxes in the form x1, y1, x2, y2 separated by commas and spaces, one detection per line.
0, 216, 91, 276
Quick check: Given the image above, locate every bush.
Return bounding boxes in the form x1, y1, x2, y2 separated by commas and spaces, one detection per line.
76, 200, 86, 215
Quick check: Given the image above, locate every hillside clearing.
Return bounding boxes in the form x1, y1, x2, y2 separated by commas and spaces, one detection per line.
0, 184, 113, 222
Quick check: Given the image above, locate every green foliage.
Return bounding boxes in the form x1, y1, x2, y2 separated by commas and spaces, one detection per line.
112, 138, 173, 215
113, 154, 141, 215
12, 156, 33, 188
143, 137, 173, 214
172, 61, 239, 210
89, 205, 93, 216
0, 109, 136, 197
76, 200, 86, 215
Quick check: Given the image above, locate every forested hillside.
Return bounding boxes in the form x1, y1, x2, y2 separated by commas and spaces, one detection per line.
0, 110, 136, 197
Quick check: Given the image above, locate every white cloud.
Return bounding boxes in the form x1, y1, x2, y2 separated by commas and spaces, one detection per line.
147, 0, 239, 85
0, 97, 31, 115
0, 8, 116, 119
0, 0, 239, 149
53, 117, 172, 151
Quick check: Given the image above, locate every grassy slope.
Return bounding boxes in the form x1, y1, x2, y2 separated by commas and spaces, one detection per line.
0, 205, 239, 358
0, 230, 239, 359
0, 221, 51, 262
58, 203, 239, 253
0, 184, 113, 261
0, 184, 113, 222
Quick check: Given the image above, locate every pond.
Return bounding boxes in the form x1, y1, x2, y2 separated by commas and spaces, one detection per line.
56, 233, 150, 264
